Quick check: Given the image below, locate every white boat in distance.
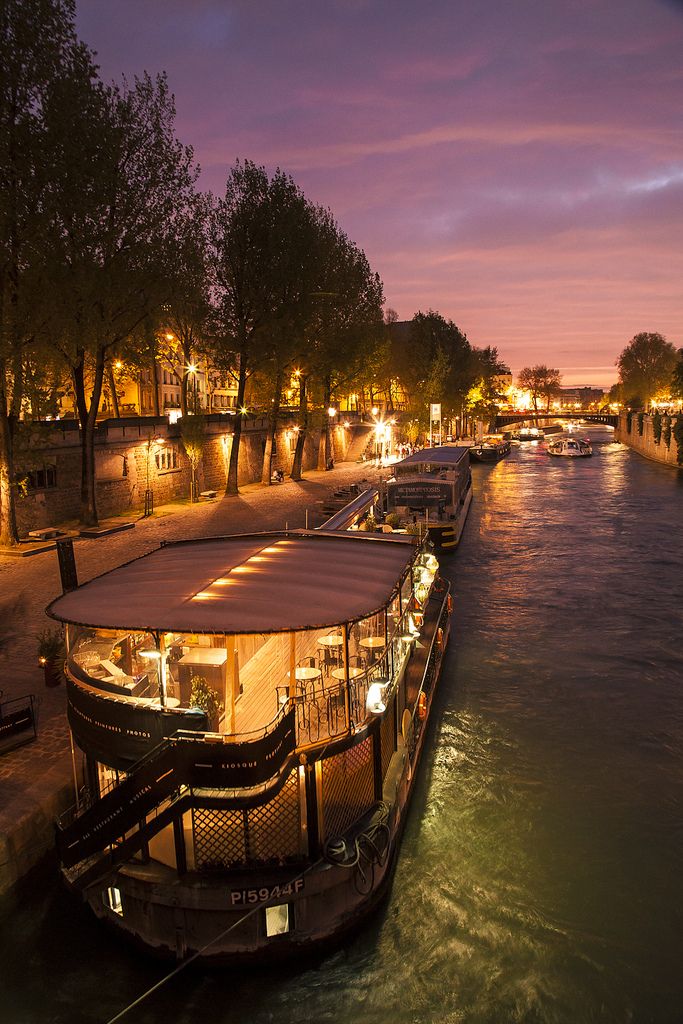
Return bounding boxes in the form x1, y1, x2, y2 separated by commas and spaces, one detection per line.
546, 437, 592, 457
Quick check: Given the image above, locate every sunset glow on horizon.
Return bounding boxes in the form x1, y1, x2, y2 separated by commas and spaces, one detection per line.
77, 0, 683, 387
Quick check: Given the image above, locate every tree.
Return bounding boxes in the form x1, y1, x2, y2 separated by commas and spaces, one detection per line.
466, 347, 509, 429
180, 413, 205, 502
670, 348, 683, 401
42, 70, 198, 525
302, 207, 384, 473
156, 194, 212, 417
617, 332, 677, 408
0, 0, 92, 545
208, 162, 318, 495
394, 311, 472, 430
517, 365, 562, 415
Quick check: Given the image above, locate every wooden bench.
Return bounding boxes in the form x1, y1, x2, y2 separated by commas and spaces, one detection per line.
199, 490, 217, 500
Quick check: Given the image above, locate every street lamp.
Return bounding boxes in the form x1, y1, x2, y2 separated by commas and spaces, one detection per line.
144, 435, 163, 517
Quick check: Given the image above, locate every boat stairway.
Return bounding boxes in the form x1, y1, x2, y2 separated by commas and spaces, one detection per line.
57, 725, 299, 883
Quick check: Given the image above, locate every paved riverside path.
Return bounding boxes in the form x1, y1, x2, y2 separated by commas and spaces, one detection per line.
0, 460, 381, 893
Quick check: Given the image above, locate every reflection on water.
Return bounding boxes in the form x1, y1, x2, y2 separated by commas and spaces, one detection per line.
1, 427, 682, 1023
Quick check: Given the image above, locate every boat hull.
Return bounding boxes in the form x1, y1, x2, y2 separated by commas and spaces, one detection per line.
427, 487, 472, 551
72, 589, 452, 963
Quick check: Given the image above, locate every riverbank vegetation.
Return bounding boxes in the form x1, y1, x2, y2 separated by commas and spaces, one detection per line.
0, 0, 510, 543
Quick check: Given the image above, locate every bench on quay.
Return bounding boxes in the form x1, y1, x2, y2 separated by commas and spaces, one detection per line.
27, 527, 64, 541
200, 490, 218, 500
0, 693, 37, 756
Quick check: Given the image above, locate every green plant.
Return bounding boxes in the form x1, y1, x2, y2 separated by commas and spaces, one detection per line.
637, 412, 644, 436
364, 512, 377, 532
663, 420, 672, 449
673, 416, 683, 465
404, 522, 421, 536
626, 410, 633, 434
36, 627, 64, 665
189, 675, 224, 723
652, 411, 662, 444
385, 512, 401, 529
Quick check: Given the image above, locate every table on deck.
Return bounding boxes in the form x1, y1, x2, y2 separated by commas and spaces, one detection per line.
330, 666, 364, 681
360, 636, 386, 649
288, 665, 322, 694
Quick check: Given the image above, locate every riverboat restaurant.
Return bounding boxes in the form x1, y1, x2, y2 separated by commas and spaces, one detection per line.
48, 531, 439, 890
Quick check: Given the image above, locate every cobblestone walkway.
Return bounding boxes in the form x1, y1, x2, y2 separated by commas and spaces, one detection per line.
0, 462, 380, 790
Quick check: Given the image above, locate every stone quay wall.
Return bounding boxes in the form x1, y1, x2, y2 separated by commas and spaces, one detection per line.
14, 414, 353, 535
615, 412, 682, 468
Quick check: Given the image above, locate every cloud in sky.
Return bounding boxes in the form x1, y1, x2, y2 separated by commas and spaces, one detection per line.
76, 0, 683, 386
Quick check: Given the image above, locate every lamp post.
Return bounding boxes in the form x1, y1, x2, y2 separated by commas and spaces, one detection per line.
144, 435, 163, 517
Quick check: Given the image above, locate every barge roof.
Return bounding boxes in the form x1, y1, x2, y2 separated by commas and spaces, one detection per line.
47, 531, 416, 634
395, 446, 469, 469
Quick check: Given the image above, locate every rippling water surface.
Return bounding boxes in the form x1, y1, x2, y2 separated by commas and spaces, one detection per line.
2, 427, 682, 1024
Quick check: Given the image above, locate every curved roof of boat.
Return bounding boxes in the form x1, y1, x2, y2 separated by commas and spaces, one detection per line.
46, 531, 417, 634
395, 445, 469, 468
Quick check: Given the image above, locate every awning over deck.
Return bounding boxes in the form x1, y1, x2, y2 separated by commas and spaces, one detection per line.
394, 446, 469, 470
47, 531, 416, 634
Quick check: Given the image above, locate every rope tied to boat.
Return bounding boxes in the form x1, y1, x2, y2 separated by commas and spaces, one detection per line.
323, 801, 391, 895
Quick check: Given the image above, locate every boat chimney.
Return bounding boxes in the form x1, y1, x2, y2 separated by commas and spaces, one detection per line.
55, 538, 78, 593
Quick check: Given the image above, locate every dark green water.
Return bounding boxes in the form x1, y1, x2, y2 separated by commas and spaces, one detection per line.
2, 426, 682, 1024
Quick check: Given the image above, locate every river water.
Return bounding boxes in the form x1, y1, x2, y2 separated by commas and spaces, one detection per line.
2, 425, 682, 1024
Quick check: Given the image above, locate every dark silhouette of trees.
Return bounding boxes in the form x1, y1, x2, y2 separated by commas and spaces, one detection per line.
208, 162, 318, 495
617, 332, 677, 408
517, 365, 562, 414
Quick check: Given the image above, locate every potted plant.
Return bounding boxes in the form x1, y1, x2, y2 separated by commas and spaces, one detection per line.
189, 675, 224, 731
36, 627, 65, 687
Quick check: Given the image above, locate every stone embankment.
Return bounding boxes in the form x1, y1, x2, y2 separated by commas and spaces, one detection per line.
0, 458, 380, 896
11, 413, 369, 536
615, 411, 682, 468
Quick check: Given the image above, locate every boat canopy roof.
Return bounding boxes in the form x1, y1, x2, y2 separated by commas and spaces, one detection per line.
394, 446, 469, 469
47, 531, 416, 635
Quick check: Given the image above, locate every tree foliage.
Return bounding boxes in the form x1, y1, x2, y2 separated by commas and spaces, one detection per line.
517, 365, 562, 413
617, 332, 677, 407
208, 161, 319, 494
0, 0, 93, 543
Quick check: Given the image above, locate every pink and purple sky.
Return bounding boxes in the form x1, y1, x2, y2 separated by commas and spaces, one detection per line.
76, 0, 683, 387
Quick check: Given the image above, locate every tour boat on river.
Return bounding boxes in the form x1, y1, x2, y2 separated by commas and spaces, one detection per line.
546, 437, 592, 458
47, 527, 451, 962
513, 426, 545, 442
384, 445, 472, 551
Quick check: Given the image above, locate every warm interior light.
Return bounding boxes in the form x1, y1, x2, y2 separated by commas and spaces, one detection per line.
327, 407, 336, 417
371, 406, 378, 416
165, 332, 175, 341
139, 649, 161, 659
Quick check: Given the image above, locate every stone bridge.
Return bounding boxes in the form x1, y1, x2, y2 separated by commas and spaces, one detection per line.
495, 411, 618, 428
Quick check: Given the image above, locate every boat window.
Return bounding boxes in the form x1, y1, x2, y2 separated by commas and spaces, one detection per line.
103, 886, 123, 916
67, 626, 162, 702
265, 903, 290, 936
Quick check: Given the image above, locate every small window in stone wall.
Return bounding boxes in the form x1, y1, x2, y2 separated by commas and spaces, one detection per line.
155, 446, 179, 472
21, 464, 57, 490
